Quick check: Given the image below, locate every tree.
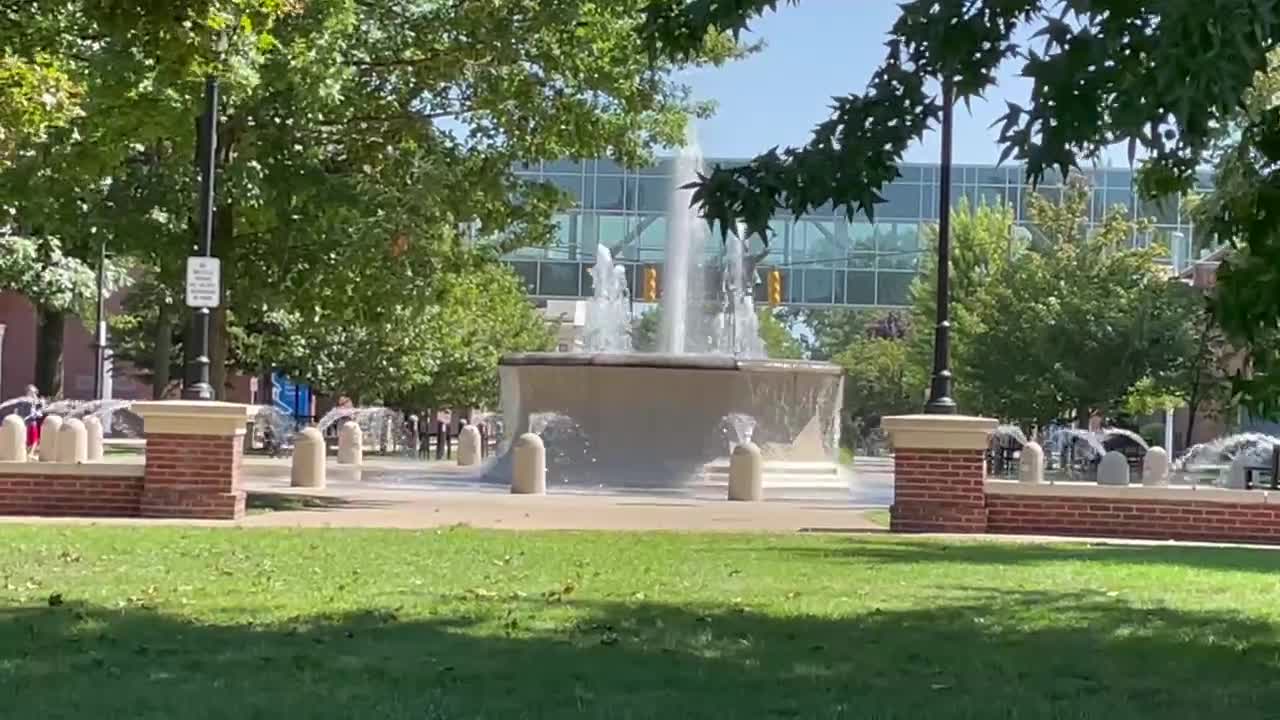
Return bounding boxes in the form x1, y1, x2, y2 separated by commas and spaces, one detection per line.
961, 180, 1196, 427
1184, 48, 1280, 416
6, 1, 743, 399
632, 307, 663, 352
907, 199, 1021, 406
0, 234, 128, 395
835, 336, 918, 450
630, 305, 803, 358
641, 0, 1280, 409
756, 307, 804, 359
776, 307, 900, 361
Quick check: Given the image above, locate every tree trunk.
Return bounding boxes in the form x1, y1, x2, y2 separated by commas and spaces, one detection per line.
1075, 405, 1091, 430
209, 198, 234, 400
152, 303, 174, 399
210, 304, 228, 400
34, 308, 65, 398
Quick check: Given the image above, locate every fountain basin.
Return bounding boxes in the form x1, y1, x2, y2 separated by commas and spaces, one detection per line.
486, 352, 844, 489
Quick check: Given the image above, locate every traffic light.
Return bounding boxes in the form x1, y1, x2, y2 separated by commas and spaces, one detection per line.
767, 269, 783, 306
643, 266, 659, 301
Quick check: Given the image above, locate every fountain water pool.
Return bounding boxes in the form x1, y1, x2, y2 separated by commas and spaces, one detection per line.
483, 131, 844, 490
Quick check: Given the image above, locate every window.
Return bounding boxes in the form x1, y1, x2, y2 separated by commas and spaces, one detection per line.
596, 215, 634, 253
634, 216, 667, 261
876, 223, 921, 265
637, 176, 669, 213
543, 175, 583, 207
510, 261, 539, 294
846, 270, 876, 305
849, 222, 875, 253
545, 159, 583, 173
802, 270, 835, 304
594, 176, 627, 210
1101, 187, 1134, 219
976, 186, 1009, 209
879, 182, 922, 218
538, 262, 581, 296
877, 271, 915, 306
594, 158, 628, 175
1138, 196, 1179, 225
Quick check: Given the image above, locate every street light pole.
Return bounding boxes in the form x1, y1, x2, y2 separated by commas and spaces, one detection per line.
183, 74, 219, 400
92, 236, 107, 400
925, 75, 958, 415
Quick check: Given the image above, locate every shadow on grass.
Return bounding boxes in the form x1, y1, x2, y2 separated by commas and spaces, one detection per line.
1, 590, 1279, 718
757, 536, 1280, 575
246, 493, 394, 514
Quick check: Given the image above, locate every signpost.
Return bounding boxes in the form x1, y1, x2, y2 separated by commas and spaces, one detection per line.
185, 257, 221, 309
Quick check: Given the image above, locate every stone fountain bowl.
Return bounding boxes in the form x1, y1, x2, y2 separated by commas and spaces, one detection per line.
484, 352, 845, 489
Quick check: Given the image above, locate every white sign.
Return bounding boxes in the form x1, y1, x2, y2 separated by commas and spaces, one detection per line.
185, 256, 221, 308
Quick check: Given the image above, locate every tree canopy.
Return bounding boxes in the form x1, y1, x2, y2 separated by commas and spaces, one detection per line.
641, 0, 1280, 413
2, 0, 743, 400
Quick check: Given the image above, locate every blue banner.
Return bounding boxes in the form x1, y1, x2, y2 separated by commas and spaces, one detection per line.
270, 371, 311, 420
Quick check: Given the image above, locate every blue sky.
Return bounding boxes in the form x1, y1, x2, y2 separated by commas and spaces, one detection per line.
681, 2, 1056, 165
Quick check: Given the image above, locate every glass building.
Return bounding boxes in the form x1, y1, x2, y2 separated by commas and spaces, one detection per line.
505, 159, 1210, 307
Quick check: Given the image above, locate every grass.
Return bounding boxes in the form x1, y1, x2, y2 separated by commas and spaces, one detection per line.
838, 446, 856, 467
864, 508, 890, 528
2, 528, 1280, 718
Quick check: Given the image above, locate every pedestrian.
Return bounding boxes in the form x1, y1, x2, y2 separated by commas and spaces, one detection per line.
22, 385, 43, 451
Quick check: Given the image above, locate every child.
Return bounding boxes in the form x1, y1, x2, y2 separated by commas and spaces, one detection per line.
22, 385, 42, 450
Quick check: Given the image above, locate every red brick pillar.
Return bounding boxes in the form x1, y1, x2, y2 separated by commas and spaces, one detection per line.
132, 401, 253, 520
881, 415, 996, 534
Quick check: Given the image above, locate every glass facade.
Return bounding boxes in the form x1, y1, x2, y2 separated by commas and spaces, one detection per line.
504, 159, 1208, 307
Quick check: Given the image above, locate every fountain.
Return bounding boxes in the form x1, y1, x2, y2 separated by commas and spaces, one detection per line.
484, 132, 845, 489
583, 245, 632, 353
6, 398, 142, 438
315, 406, 409, 454
1174, 432, 1280, 475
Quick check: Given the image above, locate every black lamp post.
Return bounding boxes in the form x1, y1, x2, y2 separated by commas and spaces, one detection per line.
92, 235, 107, 400
183, 73, 220, 400
924, 75, 958, 415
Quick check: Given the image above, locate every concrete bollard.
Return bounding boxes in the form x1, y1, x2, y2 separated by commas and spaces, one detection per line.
1097, 450, 1130, 486
1225, 455, 1249, 490
38, 415, 63, 462
727, 441, 764, 501
0, 415, 26, 462
55, 418, 87, 463
291, 427, 326, 488
457, 425, 481, 467
84, 416, 104, 461
1018, 441, 1044, 484
511, 433, 546, 495
337, 422, 363, 465
1142, 446, 1170, 487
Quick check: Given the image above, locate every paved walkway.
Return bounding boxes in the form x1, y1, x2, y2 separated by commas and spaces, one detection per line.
233, 455, 893, 532
239, 486, 886, 532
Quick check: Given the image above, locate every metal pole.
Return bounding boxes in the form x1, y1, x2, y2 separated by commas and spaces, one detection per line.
925, 76, 958, 415
183, 75, 219, 400
93, 237, 107, 400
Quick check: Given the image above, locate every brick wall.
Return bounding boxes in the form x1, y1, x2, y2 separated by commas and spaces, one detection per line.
0, 468, 144, 517
0, 430, 245, 521
141, 433, 245, 519
986, 487, 1280, 544
891, 449, 988, 533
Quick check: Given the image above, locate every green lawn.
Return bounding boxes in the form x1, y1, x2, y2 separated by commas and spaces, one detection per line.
2, 528, 1280, 718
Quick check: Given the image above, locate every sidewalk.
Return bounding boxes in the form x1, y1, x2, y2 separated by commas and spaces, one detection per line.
240, 485, 886, 532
